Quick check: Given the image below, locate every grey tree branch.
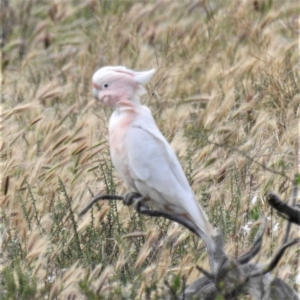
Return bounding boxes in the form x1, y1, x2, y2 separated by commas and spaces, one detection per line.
79, 193, 200, 236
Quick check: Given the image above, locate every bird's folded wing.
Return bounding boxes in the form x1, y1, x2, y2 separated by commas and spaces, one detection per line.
125, 122, 192, 200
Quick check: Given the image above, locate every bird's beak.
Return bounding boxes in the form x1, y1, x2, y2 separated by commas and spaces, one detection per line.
93, 88, 100, 100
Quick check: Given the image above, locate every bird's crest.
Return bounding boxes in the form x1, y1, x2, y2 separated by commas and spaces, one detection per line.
93, 66, 155, 86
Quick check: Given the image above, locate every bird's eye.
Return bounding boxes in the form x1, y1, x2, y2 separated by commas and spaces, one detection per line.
103, 84, 109, 88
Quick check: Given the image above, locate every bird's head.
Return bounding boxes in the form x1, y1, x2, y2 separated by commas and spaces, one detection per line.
92, 66, 155, 107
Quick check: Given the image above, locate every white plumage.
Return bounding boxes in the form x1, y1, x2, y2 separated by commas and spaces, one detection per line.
92, 66, 213, 239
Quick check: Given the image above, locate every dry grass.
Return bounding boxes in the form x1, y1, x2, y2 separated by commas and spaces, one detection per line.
1, 0, 299, 299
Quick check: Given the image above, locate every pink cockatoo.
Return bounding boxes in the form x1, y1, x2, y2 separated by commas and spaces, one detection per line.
92, 66, 213, 244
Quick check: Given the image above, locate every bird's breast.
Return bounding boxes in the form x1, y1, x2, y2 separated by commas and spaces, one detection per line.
108, 108, 137, 188
109, 109, 136, 154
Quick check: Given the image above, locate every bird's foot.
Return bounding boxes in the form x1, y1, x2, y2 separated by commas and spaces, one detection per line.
133, 197, 150, 212
123, 192, 150, 212
123, 192, 142, 206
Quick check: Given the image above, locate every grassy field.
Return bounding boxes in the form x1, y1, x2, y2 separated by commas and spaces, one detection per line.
1, 0, 299, 299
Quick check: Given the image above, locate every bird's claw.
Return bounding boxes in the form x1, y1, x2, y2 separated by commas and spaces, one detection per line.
123, 192, 142, 206
133, 197, 147, 212
123, 192, 150, 212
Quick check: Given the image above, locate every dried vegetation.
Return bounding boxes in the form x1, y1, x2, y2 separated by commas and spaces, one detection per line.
1, 0, 299, 299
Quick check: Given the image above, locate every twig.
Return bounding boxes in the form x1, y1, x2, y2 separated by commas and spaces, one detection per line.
248, 238, 300, 278
79, 194, 123, 217
80, 192, 212, 240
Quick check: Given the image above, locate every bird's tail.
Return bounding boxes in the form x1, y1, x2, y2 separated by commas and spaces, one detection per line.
186, 195, 213, 237
193, 205, 213, 236
188, 205, 217, 272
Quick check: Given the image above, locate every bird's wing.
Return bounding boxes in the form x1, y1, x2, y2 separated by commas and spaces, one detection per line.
125, 121, 191, 200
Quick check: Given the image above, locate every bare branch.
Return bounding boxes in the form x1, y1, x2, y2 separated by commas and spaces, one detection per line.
79, 194, 123, 216
79, 192, 207, 236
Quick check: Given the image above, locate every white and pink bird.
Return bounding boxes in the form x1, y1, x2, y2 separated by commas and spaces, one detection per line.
92, 66, 213, 244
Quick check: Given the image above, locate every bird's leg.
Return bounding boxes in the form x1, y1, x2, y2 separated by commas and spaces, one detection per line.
123, 191, 141, 206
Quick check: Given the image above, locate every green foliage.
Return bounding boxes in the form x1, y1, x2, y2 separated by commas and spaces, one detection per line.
250, 206, 260, 221
1, 260, 37, 300
78, 278, 104, 300
296, 174, 300, 185
169, 274, 183, 295
58, 177, 83, 259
